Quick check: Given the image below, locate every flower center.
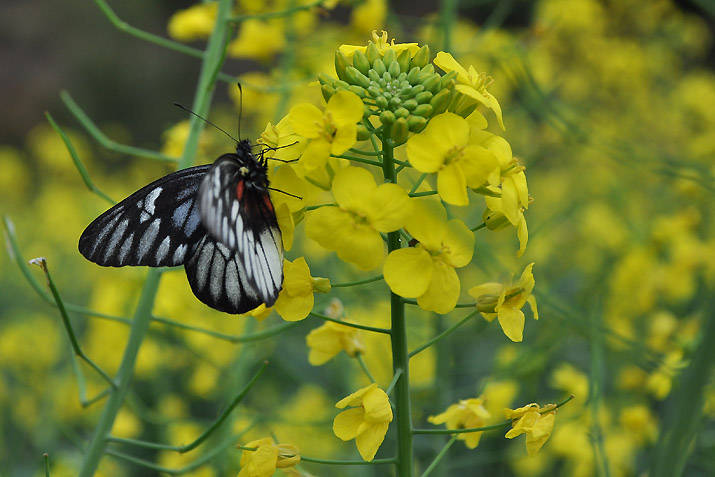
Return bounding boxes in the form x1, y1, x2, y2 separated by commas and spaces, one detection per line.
444, 145, 465, 165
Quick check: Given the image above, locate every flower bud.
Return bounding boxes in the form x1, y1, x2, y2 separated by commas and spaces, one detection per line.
312, 277, 332, 294
394, 107, 409, 118
407, 66, 421, 84
483, 208, 510, 231
415, 91, 433, 103
423, 74, 441, 93
353, 50, 371, 75
382, 48, 396, 66
348, 85, 367, 97
373, 58, 387, 75
380, 110, 396, 125
366, 42, 380, 63
412, 45, 430, 67
397, 49, 411, 73
413, 104, 433, 117
368, 69, 381, 83
367, 85, 381, 98
346, 66, 371, 89
391, 117, 409, 145
403, 98, 418, 110
321, 84, 335, 102
430, 89, 451, 114
356, 124, 371, 140
335, 50, 349, 81
318, 73, 334, 85
388, 60, 401, 78
375, 96, 389, 109
407, 115, 427, 132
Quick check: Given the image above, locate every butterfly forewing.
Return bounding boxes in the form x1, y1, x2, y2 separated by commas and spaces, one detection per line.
78, 165, 210, 267
197, 154, 284, 307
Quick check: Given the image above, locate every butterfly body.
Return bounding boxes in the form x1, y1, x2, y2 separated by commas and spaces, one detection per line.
79, 139, 284, 314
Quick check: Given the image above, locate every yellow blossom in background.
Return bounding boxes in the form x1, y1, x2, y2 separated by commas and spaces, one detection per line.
407, 113, 499, 206
619, 404, 658, 444
167, 2, 217, 42
333, 383, 392, 461
428, 397, 491, 448
306, 166, 411, 270
384, 199, 474, 313
469, 263, 538, 342
289, 91, 363, 171
228, 19, 286, 61
306, 320, 365, 365
351, 0, 387, 33
274, 257, 330, 321
550, 363, 588, 401
434, 51, 505, 129
238, 437, 300, 477
505, 403, 557, 456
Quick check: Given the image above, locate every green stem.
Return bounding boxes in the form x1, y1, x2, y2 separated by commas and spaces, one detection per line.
348, 148, 381, 156
355, 354, 376, 383
471, 222, 487, 232
333, 154, 383, 167
45, 113, 115, 205
421, 436, 457, 477
106, 361, 267, 452
272, 0, 297, 122
60, 91, 177, 163
44, 453, 50, 477
409, 191, 437, 198
331, 275, 384, 287
300, 456, 397, 465
651, 305, 715, 477
440, 0, 458, 53
409, 311, 478, 358
386, 368, 403, 395
78, 2, 234, 474
305, 203, 337, 211
409, 173, 427, 194
309, 312, 391, 334
382, 137, 413, 477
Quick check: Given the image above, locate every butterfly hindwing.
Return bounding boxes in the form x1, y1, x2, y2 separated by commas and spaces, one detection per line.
78, 165, 210, 267
198, 154, 283, 306
183, 235, 264, 314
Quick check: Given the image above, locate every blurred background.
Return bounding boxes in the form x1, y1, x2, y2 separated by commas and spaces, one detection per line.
1, 0, 714, 475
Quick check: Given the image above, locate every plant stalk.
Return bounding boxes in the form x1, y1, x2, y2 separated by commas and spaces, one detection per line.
382, 137, 413, 476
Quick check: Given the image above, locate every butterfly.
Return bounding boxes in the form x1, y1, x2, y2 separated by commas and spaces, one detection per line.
78, 138, 285, 314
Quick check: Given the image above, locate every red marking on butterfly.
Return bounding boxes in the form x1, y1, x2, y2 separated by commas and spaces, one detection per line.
236, 180, 245, 201
263, 195, 274, 213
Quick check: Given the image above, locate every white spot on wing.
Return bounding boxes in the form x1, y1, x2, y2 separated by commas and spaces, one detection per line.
196, 242, 212, 289
140, 211, 151, 223
210, 253, 224, 301
137, 218, 160, 261
225, 261, 240, 307
173, 243, 187, 263
155, 236, 171, 264
91, 215, 120, 256
172, 201, 191, 227
119, 232, 134, 264
145, 187, 162, 214
105, 219, 129, 261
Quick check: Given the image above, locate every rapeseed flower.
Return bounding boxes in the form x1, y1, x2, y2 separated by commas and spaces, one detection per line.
469, 263, 537, 342
384, 199, 474, 313
333, 383, 392, 461
289, 91, 364, 171
274, 257, 330, 321
504, 402, 557, 456
338, 30, 419, 60
428, 397, 491, 448
228, 19, 286, 61
238, 437, 300, 477
306, 166, 411, 270
167, 3, 217, 42
406, 113, 499, 206
434, 51, 504, 129
306, 321, 365, 365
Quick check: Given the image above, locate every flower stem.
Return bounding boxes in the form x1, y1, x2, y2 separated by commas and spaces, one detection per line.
331, 274, 384, 287
382, 138, 414, 477
421, 436, 457, 477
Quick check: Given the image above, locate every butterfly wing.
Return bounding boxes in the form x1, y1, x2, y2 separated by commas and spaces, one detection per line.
78, 165, 210, 267
197, 155, 283, 307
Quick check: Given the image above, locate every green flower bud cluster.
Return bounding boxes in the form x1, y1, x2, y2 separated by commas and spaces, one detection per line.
321, 43, 458, 145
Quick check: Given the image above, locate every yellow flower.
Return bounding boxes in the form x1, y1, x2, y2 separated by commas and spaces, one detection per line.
434, 51, 505, 129
428, 397, 491, 448
259, 116, 307, 163
306, 321, 365, 365
619, 404, 657, 444
306, 166, 411, 270
504, 403, 557, 456
469, 263, 537, 342
268, 164, 308, 251
407, 113, 499, 206
289, 91, 364, 171
228, 19, 286, 61
338, 30, 419, 61
274, 257, 330, 321
333, 383, 393, 461
238, 437, 300, 477
384, 199, 474, 313
167, 3, 217, 42
351, 0, 387, 34
240, 304, 273, 322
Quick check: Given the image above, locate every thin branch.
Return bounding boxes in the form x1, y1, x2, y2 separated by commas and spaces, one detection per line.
94, 0, 204, 58
106, 361, 268, 453
409, 311, 479, 358
333, 154, 383, 167
409, 173, 428, 194
409, 190, 437, 198
355, 354, 376, 382
309, 312, 391, 335
421, 436, 457, 477
385, 368, 403, 395
29, 257, 117, 388
331, 275, 383, 288
60, 91, 178, 163
471, 222, 487, 232
305, 203, 337, 211
402, 299, 476, 309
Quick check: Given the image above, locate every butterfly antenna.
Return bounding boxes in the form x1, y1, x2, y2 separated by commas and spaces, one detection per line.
268, 187, 302, 200
236, 82, 243, 142
173, 103, 238, 144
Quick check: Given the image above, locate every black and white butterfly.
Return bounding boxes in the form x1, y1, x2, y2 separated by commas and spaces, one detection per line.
78, 139, 284, 314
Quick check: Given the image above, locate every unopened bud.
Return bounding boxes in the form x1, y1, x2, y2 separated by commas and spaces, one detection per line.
397, 49, 411, 73
382, 48, 396, 66
346, 66, 371, 89
391, 117, 409, 145
407, 115, 427, 132
335, 51, 349, 81
413, 104, 433, 117
430, 89, 451, 114
356, 124, 371, 140
412, 45, 430, 67
372, 58, 387, 75
352, 50, 371, 75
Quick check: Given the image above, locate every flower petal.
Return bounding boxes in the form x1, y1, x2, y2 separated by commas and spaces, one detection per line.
437, 163, 469, 206
301, 139, 332, 171
417, 260, 460, 314
333, 408, 364, 441
289, 103, 324, 138
460, 145, 499, 188
274, 290, 313, 321
336, 224, 385, 270
434, 51, 470, 84
331, 123, 358, 155
367, 183, 411, 233
384, 247, 433, 298
336, 383, 378, 408
442, 219, 475, 268
355, 421, 390, 461
331, 167, 377, 210
326, 90, 364, 126
497, 306, 525, 342
362, 387, 393, 423
405, 198, 447, 251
